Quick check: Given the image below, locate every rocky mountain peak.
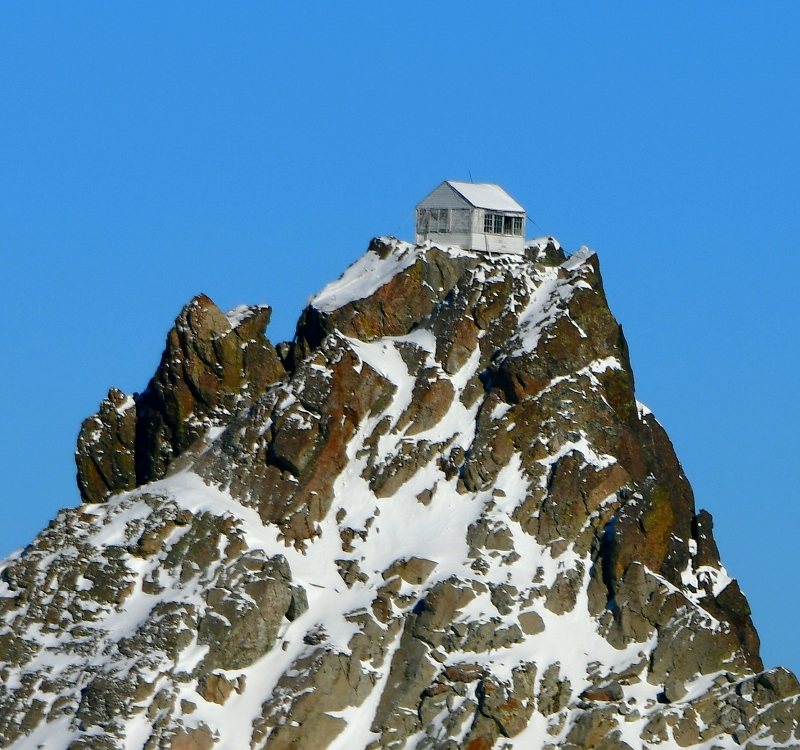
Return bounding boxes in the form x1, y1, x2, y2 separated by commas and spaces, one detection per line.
2, 237, 798, 749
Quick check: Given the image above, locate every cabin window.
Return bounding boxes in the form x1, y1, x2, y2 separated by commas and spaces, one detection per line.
419, 208, 450, 233
484, 213, 504, 234
449, 208, 470, 233
484, 213, 524, 236
505, 216, 524, 236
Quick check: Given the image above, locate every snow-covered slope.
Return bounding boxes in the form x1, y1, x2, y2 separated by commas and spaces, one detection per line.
2, 237, 799, 750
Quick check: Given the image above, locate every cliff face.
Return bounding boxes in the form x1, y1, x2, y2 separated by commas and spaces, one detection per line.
2, 237, 798, 750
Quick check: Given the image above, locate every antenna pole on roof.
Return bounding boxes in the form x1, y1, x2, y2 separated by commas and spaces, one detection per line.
469, 171, 474, 183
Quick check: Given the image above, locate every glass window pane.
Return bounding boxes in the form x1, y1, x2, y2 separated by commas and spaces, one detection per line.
484, 212, 493, 233
451, 209, 468, 232
494, 214, 504, 234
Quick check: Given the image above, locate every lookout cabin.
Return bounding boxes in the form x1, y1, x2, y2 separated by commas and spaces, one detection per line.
415, 181, 526, 253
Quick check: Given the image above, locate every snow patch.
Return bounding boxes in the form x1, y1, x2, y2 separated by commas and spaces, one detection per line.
311, 239, 419, 312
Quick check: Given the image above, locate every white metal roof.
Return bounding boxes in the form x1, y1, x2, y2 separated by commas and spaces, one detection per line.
446, 181, 524, 213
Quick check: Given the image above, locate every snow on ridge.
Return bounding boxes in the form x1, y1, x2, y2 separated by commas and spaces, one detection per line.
311, 234, 591, 318
114, 394, 135, 415
311, 238, 420, 313
562, 245, 596, 270
225, 303, 269, 330
312, 236, 537, 314
415, 238, 479, 257
525, 236, 562, 251
509, 245, 598, 357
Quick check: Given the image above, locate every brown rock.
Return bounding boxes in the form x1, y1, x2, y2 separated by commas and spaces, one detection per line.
566, 706, 621, 748
438, 315, 480, 375
518, 611, 545, 636
537, 663, 571, 716
712, 579, 763, 672
270, 404, 322, 476
475, 664, 537, 738
166, 725, 216, 750
336, 559, 369, 588
444, 663, 485, 683
135, 296, 285, 485
77, 296, 286, 503
196, 673, 234, 705
197, 553, 294, 672
581, 681, 624, 702
382, 557, 437, 586
544, 565, 584, 615
371, 634, 436, 736
294, 239, 480, 354
395, 371, 455, 436
252, 643, 379, 750
75, 387, 137, 504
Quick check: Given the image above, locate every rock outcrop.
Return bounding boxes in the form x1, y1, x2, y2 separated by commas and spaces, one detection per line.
1, 236, 796, 749
76, 296, 285, 503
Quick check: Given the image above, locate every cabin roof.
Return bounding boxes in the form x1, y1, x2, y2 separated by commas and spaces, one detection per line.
446, 181, 524, 213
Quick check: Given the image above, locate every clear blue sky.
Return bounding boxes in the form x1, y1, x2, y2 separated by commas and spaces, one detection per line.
1, 3, 799, 673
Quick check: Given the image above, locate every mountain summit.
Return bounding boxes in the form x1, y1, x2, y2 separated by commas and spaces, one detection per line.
1, 237, 798, 749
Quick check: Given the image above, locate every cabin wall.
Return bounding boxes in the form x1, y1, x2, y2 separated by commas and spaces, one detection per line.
416, 183, 470, 210
416, 207, 471, 242
415, 231, 473, 248
418, 231, 525, 254
473, 233, 526, 254
470, 209, 484, 234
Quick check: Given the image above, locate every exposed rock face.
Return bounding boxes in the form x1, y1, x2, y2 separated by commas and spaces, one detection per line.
1, 236, 796, 749
75, 296, 286, 503
75, 387, 138, 504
